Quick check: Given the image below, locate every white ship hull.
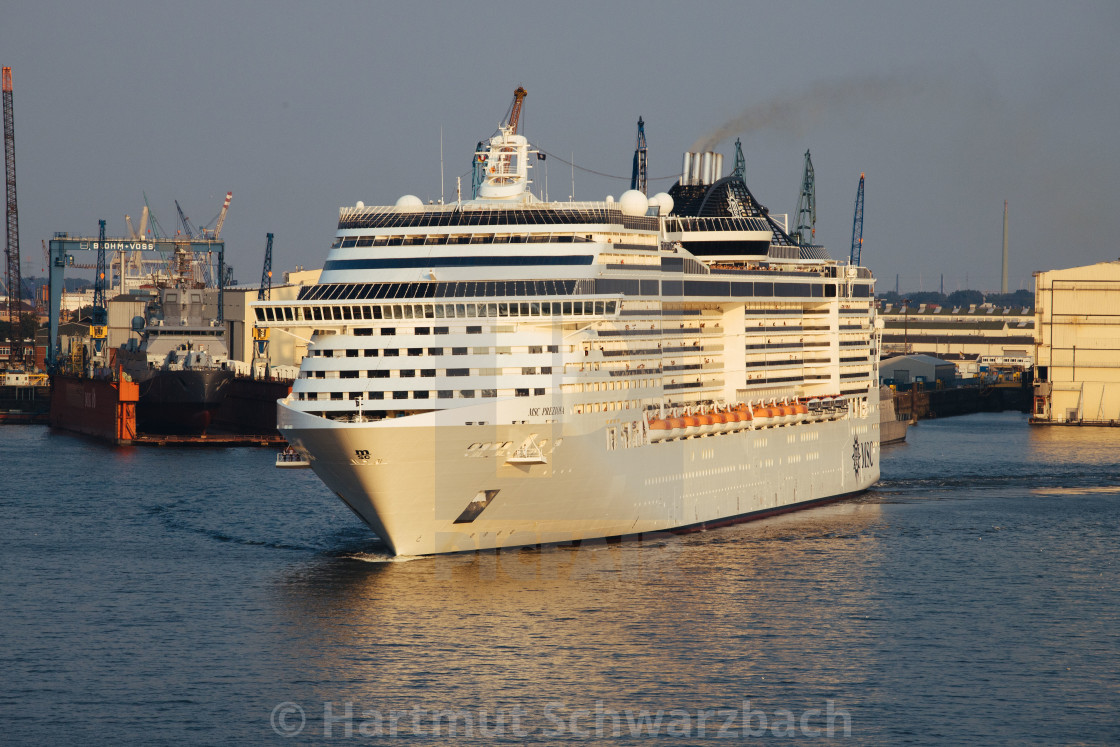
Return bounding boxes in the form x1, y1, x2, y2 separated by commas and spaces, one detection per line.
279, 395, 880, 556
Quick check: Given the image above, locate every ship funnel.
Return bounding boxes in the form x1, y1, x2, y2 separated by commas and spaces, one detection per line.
690, 152, 703, 185
701, 152, 713, 185
682, 152, 693, 186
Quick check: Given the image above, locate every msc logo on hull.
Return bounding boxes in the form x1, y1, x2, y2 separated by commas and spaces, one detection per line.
852, 437, 875, 477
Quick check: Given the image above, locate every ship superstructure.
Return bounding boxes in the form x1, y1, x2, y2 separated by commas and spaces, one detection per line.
261, 91, 881, 555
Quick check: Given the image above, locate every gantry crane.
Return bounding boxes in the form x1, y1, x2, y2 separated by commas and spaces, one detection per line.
3, 66, 24, 367
630, 117, 647, 193
849, 173, 865, 266
794, 149, 816, 246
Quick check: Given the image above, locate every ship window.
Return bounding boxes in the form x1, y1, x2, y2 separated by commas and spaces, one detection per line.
371, 370, 389, 378
455, 304, 466, 317
355, 328, 373, 336
452, 347, 467, 355
508, 303, 518, 318
415, 327, 430, 335
414, 390, 430, 399
516, 389, 529, 397
421, 369, 435, 377
312, 307, 322, 321
331, 392, 343, 400
541, 366, 552, 374
400, 369, 415, 377
381, 328, 396, 336
285, 307, 295, 321
341, 371, 358, 378
529, 346, 543, 354
342, 306, 353, 320
520, 303, 531, 316
364, 349, 378, 357
428, 347, 443, 355
393, 391, 408, 399
466, 326, 482, 334
323, 349, 334, 358
346, 349, 358, 357
434, 326, 448, 335
535, 388, 546, 395
370, 391, 384, 399
563, 302, 572, 314
255, 309, 265, 321
403, 305, 414, 319
447, 368, 469, 376
595, 301, 605, 315
384, 349, 399, 356
408, 348, 423, 356
361, 306, 373, 320
548, 345, 559, 353
459, 390, 475, 398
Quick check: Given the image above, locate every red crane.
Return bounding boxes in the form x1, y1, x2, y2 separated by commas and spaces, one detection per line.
3, 66, 23, 367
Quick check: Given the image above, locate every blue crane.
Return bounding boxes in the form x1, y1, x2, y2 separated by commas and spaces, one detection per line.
174, 200, 197, 238
90, 219, 108, 358
258, 232, 273, 302
794, 150, 816, 245
630, 117, 647, 193
849, 173, 865, 266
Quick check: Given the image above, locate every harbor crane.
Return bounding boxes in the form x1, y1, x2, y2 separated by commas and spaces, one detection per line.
252, 232, 274, 377
90, 220, 109, 363
794, 149, 816, 246
849, 173, 865, 266
630, 117, 647, 193
175, 200, 197, 238
4, 66, 24, 367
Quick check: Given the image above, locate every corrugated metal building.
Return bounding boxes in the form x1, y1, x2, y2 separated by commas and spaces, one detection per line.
1032, 261, 1120, 424
880, 354, 957, 388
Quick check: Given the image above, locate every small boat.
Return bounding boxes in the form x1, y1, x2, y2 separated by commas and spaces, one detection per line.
275, 446, 311, 468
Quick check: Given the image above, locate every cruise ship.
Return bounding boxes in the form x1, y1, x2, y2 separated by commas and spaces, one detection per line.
260, 90, 882, 556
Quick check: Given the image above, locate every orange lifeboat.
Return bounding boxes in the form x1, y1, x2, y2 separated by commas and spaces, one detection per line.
753, 406, 773, 427
648, 418, 672, 442
667, 416, 686, 439
794, 402, 809, 423
711, 411, 731, 434
696, 412, 716, 435
778, 403, 796, 425
681, 414, 701, 435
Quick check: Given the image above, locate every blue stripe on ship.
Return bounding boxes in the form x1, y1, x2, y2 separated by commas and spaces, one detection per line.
323, 255, 595, 271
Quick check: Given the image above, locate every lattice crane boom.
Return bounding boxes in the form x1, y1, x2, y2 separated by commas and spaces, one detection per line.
3, 66, 24, 366
630, 117, 648, 194
849, 173, 865, 266
794, 149, 816, 246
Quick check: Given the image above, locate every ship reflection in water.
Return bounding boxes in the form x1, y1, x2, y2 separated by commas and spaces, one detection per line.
4, 413, 1119, 744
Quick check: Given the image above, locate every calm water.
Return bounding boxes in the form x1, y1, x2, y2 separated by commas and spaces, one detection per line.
2, 412, 1119, 744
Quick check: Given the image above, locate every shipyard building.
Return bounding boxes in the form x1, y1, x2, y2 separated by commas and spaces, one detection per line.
1032, 261, 1120, 425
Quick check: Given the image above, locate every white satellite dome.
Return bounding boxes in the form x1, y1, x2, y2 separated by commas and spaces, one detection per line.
605, 195, 615, 203
395, 194, 423, 212
653, 192, 674, 216
356, 200, 365, 209
618, 189, 648, 217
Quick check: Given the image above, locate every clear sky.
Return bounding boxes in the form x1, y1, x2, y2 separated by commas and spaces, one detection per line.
3, 0, 1118, 294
